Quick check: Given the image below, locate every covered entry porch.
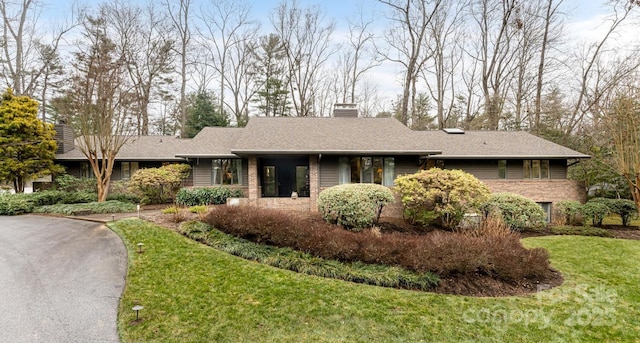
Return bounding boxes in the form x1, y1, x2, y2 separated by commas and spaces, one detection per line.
246, 155, 319, 212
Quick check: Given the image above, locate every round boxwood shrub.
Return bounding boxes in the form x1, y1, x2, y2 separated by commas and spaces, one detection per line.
318, 183, 395, 231
480, 193, 546, 231
394, 168, 490, 229
582, 198, 611, 227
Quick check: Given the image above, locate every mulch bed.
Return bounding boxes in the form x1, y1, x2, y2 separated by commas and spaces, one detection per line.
141, 209, 638, 297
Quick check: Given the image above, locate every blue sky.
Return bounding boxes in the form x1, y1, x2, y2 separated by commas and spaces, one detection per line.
248, 0, 604, 28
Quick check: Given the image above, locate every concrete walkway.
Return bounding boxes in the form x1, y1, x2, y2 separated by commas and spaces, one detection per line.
0, 215, 127, 343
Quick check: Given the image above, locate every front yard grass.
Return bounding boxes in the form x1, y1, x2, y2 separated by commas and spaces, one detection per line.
110, 219, 640, 343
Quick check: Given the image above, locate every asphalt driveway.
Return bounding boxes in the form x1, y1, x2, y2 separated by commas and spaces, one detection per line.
0, 215, 126, 343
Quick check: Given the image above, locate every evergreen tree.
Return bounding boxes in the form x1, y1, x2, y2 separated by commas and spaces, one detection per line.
252, 34, 291, 116
0, 88, 63, 192
184, 90, 229, 138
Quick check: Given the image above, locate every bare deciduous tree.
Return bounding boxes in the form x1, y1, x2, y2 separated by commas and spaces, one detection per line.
422, 0, 467, 129
0, 0, 80, 121
65, 10, 135, 202
337, 9, 380, 104
165, 0, 192, 136
271, 0, 336, 117
108, 0, 175, 135
377, 0, 442, 127
564, 0, 639, 138
197, 0, 255, 124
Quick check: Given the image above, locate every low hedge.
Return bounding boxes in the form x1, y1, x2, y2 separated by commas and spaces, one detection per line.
0, 195, 34, 215
179, 221, 439, 291
0, 191, 99, 215
33, 201, 136, 215
175, 187, 244, 206
203, 206, 552, 282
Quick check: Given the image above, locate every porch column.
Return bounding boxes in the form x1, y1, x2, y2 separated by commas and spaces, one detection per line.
248, 156, 258, 204
309, 154, 319, 212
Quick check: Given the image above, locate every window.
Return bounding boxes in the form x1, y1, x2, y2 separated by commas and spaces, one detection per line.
498, 160, 507, 179
537, 202, 552, 223
121, 162, 139, 180
338, 157, 395, 186
80, 162, 93, 179
523, 160, 550, 179
296, 166, 310, 196
212, 159, 242, 185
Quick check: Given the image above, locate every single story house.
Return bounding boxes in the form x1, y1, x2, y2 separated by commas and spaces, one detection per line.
54, 107, 590, 221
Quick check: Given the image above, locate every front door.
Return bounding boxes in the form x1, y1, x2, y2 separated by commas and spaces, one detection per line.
259, 157, 309, 197
262, 166, 277, 197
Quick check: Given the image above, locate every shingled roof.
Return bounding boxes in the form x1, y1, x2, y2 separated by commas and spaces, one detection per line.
231, 117, 441, 155
417, 130, 590, 159
175, 127, 243, 158
55, 120, 590, 161
55, 135, 188, 161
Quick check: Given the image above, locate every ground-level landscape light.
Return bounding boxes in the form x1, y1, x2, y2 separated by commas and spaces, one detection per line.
137, 242, 144, 253
111, 214, 115, 221
132, 305, 143, 321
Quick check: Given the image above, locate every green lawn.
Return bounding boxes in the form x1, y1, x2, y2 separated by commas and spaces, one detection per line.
110, 219, 640, 343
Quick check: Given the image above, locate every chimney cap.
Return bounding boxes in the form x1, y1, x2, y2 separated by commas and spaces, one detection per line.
333, 103, 358, 117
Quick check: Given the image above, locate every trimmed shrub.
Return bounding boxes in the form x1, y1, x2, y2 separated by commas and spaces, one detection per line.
480, 193, 546, 231
28, 190, 97, 206
0, 194, 34, 215
317, 183, 395, 231
175, 187, 244, 206
549, 226, 614, 238
106, 192, 141, 203
128, 164, 191, 204
554, 200, 583, 226
33, 201, 135, 215
106, 181, 140, 203
394, 168, 490, 229
203, 206, 552, 283
582, 198, 610, 227
53, 174, 97, 193
605, 198, 638, 227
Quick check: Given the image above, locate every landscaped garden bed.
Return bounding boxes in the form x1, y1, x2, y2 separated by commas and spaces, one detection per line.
164, 205, 560, 297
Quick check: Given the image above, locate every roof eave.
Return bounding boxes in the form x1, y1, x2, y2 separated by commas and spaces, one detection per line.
431, 155, 591, 159
175, 154, 240, 159
230, 149, 442, 156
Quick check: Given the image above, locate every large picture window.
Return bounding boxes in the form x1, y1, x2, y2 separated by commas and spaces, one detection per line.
212, 159, 242, 185
523, 160, 549, 179
338, 157, 395, 186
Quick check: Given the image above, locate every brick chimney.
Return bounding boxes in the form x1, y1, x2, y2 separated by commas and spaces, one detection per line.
333, 103, 358, 117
